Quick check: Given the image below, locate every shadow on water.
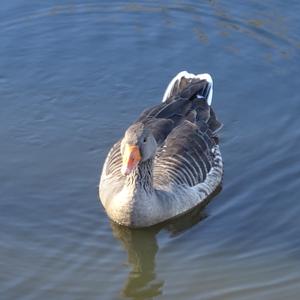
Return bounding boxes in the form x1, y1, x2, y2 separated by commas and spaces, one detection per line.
111, 223, 163, 299
110, 186, 222, 300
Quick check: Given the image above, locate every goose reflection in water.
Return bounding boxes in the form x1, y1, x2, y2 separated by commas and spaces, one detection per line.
110, 187, 221, 300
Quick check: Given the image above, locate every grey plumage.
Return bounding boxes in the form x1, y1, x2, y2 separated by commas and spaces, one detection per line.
99, 71, 223, 227
153, 120, 215, 187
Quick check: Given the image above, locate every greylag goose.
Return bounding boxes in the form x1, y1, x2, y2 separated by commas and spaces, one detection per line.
99, 71, 223, 227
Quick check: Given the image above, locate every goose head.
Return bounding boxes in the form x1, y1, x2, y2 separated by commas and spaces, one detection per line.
120, 122, 157, 176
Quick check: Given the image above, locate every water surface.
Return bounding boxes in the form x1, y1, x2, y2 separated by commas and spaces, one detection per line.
1, 1, 300, 299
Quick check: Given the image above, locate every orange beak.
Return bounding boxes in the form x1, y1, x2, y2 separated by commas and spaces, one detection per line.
121, 144, 141, 176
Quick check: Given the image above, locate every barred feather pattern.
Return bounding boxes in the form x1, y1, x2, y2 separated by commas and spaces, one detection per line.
153, 121, 216, 188
104, 140, 123, 179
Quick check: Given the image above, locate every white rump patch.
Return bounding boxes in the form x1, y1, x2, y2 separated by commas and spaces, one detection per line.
162, 71, 213, 106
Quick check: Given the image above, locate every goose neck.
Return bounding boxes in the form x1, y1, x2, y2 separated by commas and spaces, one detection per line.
125, 158, 154, 194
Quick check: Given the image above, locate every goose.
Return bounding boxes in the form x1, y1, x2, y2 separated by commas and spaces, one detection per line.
99, 71, 223, 227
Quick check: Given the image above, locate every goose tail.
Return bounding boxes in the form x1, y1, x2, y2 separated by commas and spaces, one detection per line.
162, 71, 222, 134
162, 71, 213, 106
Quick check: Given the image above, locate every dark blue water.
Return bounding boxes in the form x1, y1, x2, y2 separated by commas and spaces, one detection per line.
1, 1, 300, 299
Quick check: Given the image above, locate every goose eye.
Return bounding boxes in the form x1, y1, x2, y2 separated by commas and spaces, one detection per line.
143, 137, 147, 143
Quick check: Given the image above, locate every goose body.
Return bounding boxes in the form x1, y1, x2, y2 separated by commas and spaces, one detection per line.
99, 71, 223, 227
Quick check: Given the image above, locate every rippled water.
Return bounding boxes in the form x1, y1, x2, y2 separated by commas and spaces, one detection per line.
1, 1, 300, 299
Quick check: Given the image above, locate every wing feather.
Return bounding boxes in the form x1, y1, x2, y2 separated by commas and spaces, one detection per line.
154, 120, 216, 188
105, 140, 123, 178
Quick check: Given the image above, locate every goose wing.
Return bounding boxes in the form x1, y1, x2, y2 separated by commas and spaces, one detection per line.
153, 120, 217, 188
136, 79, 212, 147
